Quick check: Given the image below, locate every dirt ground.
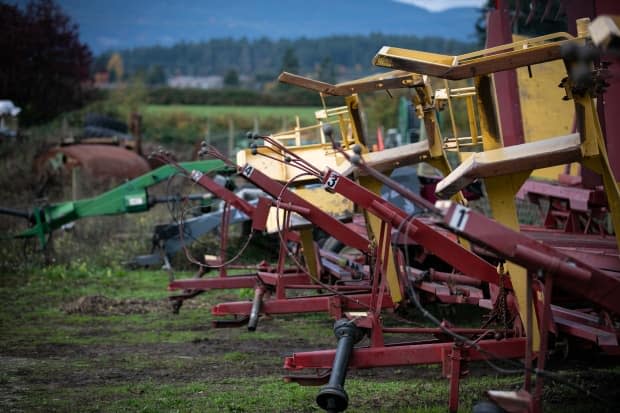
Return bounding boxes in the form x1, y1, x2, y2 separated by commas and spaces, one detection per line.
1, 267, 619, 412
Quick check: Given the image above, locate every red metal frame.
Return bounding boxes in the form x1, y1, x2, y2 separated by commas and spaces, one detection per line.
237, 163, 370, 253
322, 168, 503, 287
213, 292, 394, 320
271, 167, 523, 412
174, 164, 397, 324
439, 202, 620, 315
279, 164, 619, 412
191, 136, 618, 411
284, 337, 525, 370
167, 170, 369, 312
285, 337, 526, 412
517, 180, 610, 234
168, 171, 291, 296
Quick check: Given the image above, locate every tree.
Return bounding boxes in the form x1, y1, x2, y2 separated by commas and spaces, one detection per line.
277, 48, 300, 91
223, 69, 239, 87
317, 57, 336, 83
146, 64, 167, 86
280, 47, 300, 74
0, 0, 92, 125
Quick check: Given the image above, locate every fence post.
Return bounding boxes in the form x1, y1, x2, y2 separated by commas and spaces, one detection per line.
228, 117, 235, 157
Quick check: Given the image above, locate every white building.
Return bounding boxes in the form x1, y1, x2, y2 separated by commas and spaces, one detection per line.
167, 75, 223, 89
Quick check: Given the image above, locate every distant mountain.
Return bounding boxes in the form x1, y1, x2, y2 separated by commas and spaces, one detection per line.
51, 0, 481, 54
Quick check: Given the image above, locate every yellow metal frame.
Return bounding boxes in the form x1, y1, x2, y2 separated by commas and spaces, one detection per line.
373, 32, 580, 80
276, 70, 482, 303
278, 70, 424, 97
237, 105, 362, 184
382, 22, 620, 352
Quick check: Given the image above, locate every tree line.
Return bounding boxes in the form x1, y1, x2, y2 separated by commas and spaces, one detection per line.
94, 34, 477, 83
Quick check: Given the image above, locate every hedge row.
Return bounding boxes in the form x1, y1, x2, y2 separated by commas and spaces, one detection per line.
146, 87, 326, 107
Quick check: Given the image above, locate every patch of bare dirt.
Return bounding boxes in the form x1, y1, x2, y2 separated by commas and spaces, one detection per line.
61, 295, 168, 315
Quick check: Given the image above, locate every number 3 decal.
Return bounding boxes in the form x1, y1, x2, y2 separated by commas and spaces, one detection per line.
448, 204, 470, 232
324, 172, 340, 190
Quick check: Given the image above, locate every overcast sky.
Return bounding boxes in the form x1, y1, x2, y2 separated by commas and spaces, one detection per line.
395, 0, 488, 12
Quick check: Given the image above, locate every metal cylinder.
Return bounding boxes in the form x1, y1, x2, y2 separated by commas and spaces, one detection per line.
247, 286, 265, 331
316, 319, 365, 412
0, 206, 32, 220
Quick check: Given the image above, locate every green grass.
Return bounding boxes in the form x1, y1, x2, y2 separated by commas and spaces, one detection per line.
0, 375, 516, 413
145, 104, 320, 125
1, 266, 619, 412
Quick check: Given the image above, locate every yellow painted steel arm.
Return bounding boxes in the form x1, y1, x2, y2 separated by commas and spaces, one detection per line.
373, 32, 577, 80
278, 70, 424, 96
436, 133, 583, 199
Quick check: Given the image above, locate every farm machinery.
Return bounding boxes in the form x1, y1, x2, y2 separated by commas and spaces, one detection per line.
157, 15, 620, 413
161, 102, 397, 326
164, 71, 503, 329
1, 160, 229, 253
271, 17, 619, 413
3, 6, 619, 413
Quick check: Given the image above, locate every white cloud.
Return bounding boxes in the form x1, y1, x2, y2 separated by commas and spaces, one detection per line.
394, 0, 487, 12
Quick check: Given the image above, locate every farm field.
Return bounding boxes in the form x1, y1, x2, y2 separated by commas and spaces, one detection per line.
145, 105, 321, 126
140, 104, 327, 145
1, 264, 618, 412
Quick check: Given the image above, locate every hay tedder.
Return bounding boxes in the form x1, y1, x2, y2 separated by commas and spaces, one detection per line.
154, 13, 620, 413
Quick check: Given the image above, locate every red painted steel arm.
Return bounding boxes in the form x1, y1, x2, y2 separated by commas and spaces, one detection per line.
189, 170, 256, 217
212, 292, 393, 316
321, 168, 501, 286
439, 202, 620, 315
237, 163, 371, 253
284, 337, 526, 370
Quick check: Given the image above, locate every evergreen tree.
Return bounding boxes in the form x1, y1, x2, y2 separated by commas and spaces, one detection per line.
317, 57, 335, 83
105, 35, 476, 82
146, 64, 166, 85
280, 47, 300, 74
224, 69, 240, 87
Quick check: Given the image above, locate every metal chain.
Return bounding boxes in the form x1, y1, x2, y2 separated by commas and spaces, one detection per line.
488, 263, 509, 331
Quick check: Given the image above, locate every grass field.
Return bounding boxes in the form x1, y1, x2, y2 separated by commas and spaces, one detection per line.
1, 261, 619, 412
145, 105, 321, 125
141, 104, 324, 145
